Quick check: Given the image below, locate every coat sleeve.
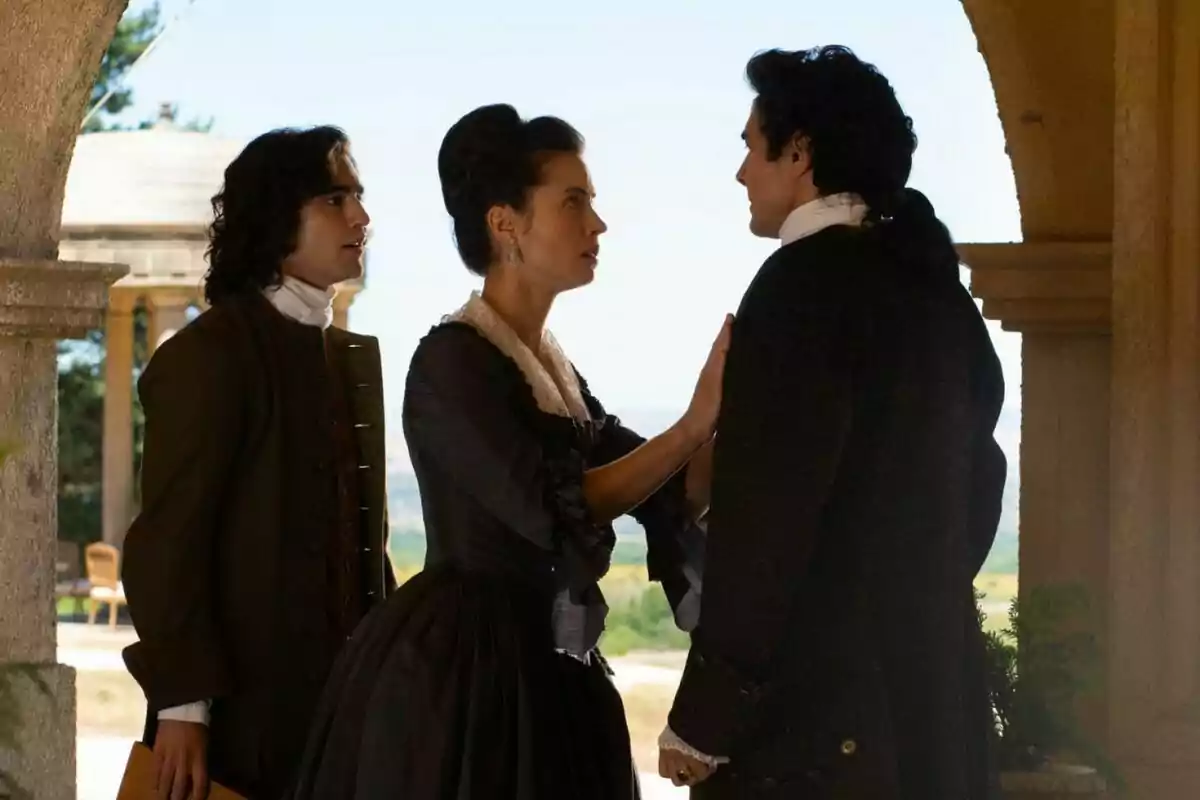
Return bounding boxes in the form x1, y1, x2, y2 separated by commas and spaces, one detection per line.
121, 328, 243, 711
668, 258, 861, 756
383, 506, 398, 594
966, 305, 1008, 574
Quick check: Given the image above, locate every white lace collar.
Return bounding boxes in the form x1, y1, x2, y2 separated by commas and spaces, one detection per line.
445, 291, 591, 424
778, 192, 869, 246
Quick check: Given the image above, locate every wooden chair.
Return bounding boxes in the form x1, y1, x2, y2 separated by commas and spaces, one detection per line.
84, 542, 127, 628
55, 540, 92, 618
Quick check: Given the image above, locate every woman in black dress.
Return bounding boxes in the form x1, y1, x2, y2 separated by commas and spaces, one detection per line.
289, 104, 730, 799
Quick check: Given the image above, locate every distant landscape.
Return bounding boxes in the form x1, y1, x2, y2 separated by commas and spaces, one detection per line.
384, 402, 1020, 655
386, 402, 1021, 575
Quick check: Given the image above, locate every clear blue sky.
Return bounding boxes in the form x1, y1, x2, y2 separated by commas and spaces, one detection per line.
111, 0, 1023, 464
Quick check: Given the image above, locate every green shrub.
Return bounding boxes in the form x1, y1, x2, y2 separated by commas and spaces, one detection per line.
601, 583, 689, 655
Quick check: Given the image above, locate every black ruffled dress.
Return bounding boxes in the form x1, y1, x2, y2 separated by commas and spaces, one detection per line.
289, 298, 704, 800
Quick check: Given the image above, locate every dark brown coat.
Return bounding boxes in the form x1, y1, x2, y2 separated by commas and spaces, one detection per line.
121, 294, 394, 798
670, 227, 1005, 799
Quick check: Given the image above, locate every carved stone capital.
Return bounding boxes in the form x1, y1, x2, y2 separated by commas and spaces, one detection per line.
145, 287, 197, 311
959, 241, 1112, 334
0, 259, 128, 339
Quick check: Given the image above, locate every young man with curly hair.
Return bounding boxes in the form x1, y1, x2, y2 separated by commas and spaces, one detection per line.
121, 126, 395, 800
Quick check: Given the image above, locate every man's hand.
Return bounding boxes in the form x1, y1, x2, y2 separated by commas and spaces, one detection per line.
659, 747, 716, 788
153, 720, 209, 800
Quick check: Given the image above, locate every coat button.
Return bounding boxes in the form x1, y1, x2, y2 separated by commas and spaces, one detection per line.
840, 738, 857, 756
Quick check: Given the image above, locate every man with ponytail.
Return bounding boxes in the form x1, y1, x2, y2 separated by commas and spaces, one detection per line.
660, 46, 1006, 799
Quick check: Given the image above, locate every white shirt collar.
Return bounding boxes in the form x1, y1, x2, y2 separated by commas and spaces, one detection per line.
263, 275, 335, 329
778, 192, 869, 246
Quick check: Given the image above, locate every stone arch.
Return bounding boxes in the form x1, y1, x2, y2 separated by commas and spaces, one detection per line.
0, 2, 129, 260
1, 2, 130, 799
963, 0, 1114, 240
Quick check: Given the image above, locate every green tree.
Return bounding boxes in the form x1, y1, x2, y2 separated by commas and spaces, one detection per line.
57, 309, 150, 546
82, 3, 162, 133
81, 3, 212, 133
600, 585, 690, 656
57, 355, 104, 546
59, 1, 207, 546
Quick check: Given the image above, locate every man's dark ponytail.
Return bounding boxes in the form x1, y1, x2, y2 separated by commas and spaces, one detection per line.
866, 188, 960, 283
744, 47, 960, 282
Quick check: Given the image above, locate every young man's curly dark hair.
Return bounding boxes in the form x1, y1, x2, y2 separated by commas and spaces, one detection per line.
204, 126, 352, 305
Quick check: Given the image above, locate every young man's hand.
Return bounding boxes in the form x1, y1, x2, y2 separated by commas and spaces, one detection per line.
153, 720, 209, 800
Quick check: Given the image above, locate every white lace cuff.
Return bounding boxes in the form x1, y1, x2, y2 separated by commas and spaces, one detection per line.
673, 562, 702, 632
658, 725, 729, 766
157, 699, 212, 725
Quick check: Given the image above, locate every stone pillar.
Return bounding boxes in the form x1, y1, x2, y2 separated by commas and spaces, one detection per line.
1108, 0, 1200, 795
332, 286, 357, 330
103, 290, 136, 547
963, 241, 1114, 738
147, 289, 193, 354
0, 2, 131, 798
0, 261, 126, 798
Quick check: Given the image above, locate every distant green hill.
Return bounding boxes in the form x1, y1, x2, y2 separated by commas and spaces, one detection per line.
387, 402, 1021, 575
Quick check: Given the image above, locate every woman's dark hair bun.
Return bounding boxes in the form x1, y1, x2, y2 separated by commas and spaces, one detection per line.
437, 104, 583, 275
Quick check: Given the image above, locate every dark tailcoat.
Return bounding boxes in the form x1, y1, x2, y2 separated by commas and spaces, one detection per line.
670, 227, 1006, 799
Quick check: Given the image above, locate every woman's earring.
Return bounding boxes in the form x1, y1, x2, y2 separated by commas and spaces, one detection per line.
505, 241, 523, 267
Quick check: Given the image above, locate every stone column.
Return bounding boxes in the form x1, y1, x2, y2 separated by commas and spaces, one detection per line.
147, 289, 193, 354
0, 2, 131, 798
962, 241, 1114, 739
0, 260, 126, 799
332, 286, 358, 330
1108, 0, 1200, 795
102, 290, 136, 547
